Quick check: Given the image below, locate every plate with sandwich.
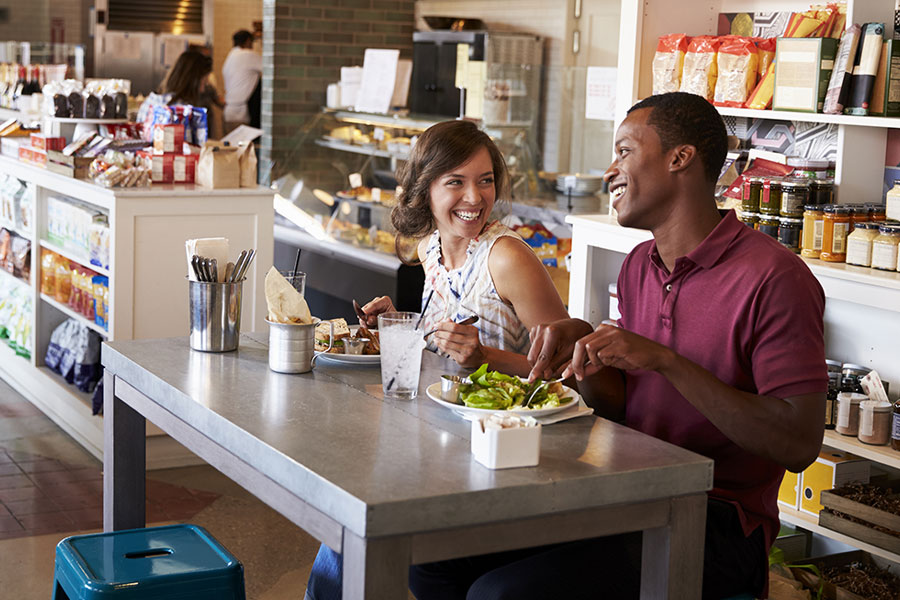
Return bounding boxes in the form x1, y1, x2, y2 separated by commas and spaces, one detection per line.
314, 318, 380, 364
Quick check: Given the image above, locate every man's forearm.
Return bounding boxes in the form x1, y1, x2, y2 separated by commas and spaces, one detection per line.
658, 350, 824, 472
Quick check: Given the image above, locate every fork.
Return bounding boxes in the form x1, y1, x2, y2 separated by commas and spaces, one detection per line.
524, 377, 564, 408
423, 315, 479, 338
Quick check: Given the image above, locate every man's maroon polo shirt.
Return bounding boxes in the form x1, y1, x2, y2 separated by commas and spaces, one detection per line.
616, 211, 827, 552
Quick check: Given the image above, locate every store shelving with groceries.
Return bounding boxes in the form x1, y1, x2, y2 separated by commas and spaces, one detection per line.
596, 0, 900, 572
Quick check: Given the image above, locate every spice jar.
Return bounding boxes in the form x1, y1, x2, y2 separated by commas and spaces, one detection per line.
858, 400, 893, 445
845, 222, 879, 267
737, 211, 759, 229
825, 359, 842, 430
777, 217, 802, 252
801, 205, 825, 258
866, 203, 886, 222
780, 179, 809, 217
871, 224, 900, 271
758, 178, 782, 216
835, 392, 866, 436
742, 177, 762, 213
820, 205, 851, 262
758, 215, 779, 239
892, 399, 900, 451
809, 179, 834, 205
841, 364, 871, 393
848, 204, 870, 232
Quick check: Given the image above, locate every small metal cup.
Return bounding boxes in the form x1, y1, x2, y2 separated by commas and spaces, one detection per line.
267, 318, 332, 373
344, 337, 369, 355
441, 375, 467, 403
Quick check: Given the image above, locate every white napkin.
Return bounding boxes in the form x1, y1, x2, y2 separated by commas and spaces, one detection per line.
185, 237, 230, 282
454, 398, 594, 425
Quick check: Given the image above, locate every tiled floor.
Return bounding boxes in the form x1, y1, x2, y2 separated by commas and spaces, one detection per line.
0, 376, 319, 599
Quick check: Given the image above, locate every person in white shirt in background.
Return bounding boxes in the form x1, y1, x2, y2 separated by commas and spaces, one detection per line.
223, 30, 262, 134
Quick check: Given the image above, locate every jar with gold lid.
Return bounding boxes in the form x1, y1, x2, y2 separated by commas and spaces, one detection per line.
820, 205, 851, 262
801, 205, 824, 258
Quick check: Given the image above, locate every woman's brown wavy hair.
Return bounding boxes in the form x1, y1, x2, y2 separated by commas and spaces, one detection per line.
391, 120, 508, 263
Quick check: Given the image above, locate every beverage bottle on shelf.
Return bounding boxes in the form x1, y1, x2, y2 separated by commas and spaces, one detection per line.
12, 65, 26, 109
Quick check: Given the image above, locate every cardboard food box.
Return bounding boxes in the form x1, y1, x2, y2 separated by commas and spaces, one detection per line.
30, 133, 66, 152
778, 469, 802, 510
139, 151, 198, 183
18, 145, 47, 167
799, 448, 870, 516
773, 37, 839, 112
46, 151, 93, 179
152, 123, 185, 155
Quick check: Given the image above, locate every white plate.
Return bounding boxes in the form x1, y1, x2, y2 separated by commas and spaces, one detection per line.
315, 351, 380, 365
425, 381, 581, 418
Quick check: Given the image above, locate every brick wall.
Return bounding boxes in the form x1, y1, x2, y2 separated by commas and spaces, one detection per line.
260, 0, 415, 182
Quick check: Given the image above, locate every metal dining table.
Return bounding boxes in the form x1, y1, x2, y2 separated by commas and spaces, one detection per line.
101, 332, 713, 599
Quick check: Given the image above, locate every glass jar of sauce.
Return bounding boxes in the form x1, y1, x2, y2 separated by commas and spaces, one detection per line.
801, 205, 824, 259
777, 217, 802, 252
737, 211, 759, 229
846, 222, 879, 267
820, 205, 851, 262
809, 179, 834, 205
867, 203, 886, 222
825, 359, 842, 430
848, 204, 869, 232
742, 177, 762, 213
758, 178, 782, 216
836, 392, 866, 436
758, 215, 779, 239
780, 179, 809, 217
871, 224, 900, 271
841, 364, 871, 393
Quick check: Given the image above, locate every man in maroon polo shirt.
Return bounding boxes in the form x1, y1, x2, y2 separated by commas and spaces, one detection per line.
526, 92, 827, 598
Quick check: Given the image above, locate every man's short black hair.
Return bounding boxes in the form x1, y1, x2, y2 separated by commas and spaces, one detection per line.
627, 92, 727, 184
233, 30, 254, 47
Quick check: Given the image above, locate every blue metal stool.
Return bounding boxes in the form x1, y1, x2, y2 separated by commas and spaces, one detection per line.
53, 524, 245, 600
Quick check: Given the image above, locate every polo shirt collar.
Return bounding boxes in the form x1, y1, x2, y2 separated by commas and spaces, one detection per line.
646, 211, 742, 271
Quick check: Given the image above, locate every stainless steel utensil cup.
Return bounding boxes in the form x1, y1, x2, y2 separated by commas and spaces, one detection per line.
267, 318, 332, 373
189, 278, 244, 352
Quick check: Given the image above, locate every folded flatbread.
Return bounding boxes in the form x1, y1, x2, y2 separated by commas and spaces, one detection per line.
265, 266, 312, 324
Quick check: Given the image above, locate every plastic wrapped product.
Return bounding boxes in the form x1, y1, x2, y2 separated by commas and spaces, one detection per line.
67, 91, 83, 119
756, 38, 776, 81
679, 36, 720, 101
83, 92, 101, 118
190, 106, 209, 146
652, 33, 690, 95
114, 92, 128, 119
52, 93, 68, 117
99, 94, 116, 119
783, 12, 827, 38
824, 24, 861, 114
714, 37, 759, 107
746, 62, 775, 109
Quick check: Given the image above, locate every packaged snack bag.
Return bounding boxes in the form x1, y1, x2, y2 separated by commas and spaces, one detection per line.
652, 34, 690, 95
714, 37, 759, 107
55, 259, 72, 303
40, 250, 56, 296
756, 38, 777, 80
680, 36, 720, 101
747, 62, 775, 109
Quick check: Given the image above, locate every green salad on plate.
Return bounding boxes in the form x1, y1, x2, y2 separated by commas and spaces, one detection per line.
458, 364, 567, 410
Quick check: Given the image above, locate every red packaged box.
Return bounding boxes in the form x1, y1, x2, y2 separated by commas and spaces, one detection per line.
140, 151, 197, 183
18, 145, 47, 167
30, 133, 66, 152
152, 123, 184, 155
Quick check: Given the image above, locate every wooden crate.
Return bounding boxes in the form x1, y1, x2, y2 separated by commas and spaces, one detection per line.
46, 151, 92, 179
819, 485, 900, 555
790, 550, 900, 600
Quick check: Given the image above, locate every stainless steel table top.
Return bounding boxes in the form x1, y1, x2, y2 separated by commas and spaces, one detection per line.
102, 333, 712, 538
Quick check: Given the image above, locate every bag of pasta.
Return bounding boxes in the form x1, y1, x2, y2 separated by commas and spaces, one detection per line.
714, 37, 759, 107
679, 36, 720, 101
756, 38, 776, 80
652, 34, 690, 95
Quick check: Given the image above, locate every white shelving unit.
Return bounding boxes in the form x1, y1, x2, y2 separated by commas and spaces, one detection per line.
0, 155, 274, 468
579, 0, 900, 563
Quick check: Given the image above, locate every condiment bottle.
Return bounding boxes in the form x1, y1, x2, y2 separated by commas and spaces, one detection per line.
835, 392, 866, 436
858, 400, 893, 445
742, 177, 762, 213
777, 217, 802, 253
867, 203, 886, 222
887, 180, 900, 221
871, 224, 900, 271
825, 359, 842, 430
810, 179, 833, 205
759, 178, 782, 216
758, 215, 779, 239
845, 222, 879, 267
820, 205, 850, 262
801, 205, 824, 259
737, 211, 759, 229
780, 179, 809, 217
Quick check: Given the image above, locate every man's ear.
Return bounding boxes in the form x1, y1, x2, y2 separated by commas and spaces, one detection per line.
669, 144, 698, 174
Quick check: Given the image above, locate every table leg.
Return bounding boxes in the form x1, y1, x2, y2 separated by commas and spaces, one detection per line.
640, 493, 706, 600
103, 371, 147, 531
342, 529, 411, 600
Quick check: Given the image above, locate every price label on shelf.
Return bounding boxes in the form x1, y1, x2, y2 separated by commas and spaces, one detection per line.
371, 187, 382, 202
373, 127, 385, 141
349, 172, 363, 189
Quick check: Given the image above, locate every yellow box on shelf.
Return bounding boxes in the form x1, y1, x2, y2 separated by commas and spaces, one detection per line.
798, 448, 870, 517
